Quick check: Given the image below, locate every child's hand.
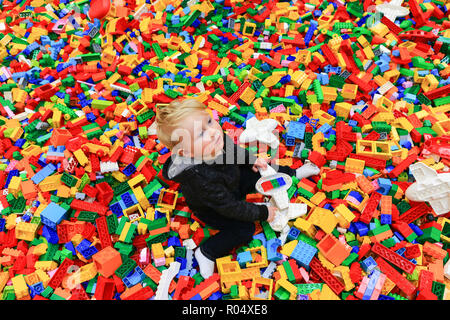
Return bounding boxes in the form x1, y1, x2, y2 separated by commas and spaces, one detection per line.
252, 157, 268, 172
267, 206, 278, 222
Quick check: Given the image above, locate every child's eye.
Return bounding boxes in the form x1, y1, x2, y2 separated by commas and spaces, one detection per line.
208, 118, 212, 124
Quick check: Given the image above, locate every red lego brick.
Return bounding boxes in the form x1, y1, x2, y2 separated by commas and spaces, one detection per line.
392, 221, 414, 238
308, 150, 326, 167
349, 154, 386, 170
123, 285, 154, 300
357, 243, 371, 260
388, 154, 417, 178
371, 242, 416, 274
399, 203, 430, 224
173, 275, 195, 300
95, 216, 112, 249
181, 273, 220, 300
404, 244, 421, 260
349, 262, 363, 284
375, 257, 416, 296
359, 192, 382, 224
418, 269, 434, 293
47, 258, 74, 289
309, 257, 345, 296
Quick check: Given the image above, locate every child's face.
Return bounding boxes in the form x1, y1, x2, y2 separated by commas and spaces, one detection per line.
172, 110, 224, 160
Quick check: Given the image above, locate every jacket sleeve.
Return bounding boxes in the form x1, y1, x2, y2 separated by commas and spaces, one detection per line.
195, 178, 268, 222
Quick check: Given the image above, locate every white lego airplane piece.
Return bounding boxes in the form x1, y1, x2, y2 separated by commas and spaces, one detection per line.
256, 166, 307, 232
239, 117, 280, 150
376, 0, 410, 22
405, 162, 450, 215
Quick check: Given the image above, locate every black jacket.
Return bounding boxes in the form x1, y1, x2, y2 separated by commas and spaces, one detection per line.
161, 134, 269, 222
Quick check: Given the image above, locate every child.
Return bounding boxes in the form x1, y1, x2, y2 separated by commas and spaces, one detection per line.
156, 98, 319, 278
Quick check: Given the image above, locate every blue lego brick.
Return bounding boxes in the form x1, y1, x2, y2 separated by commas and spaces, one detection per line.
290, 240, 317, 269
80, 246, 98, 260
176, 257, 187, 270
353, 221, 369, 236
122, 163, 136, 177
380, 214, 392, 225
287, 227, 300, 242
5, 170, 19, 189
120, 192, 136, 208
396, 247, 406, 257
190, 293, 202, 300
64, 242, 77, 255
0, 218, 5, 232
31, 163, 57, 184
287, 121, 306, 140
40, 202, 67, 229
208, 292, 223, 300
377, 178, 392, 195
253, 233, 267, 247
276, 177, 286, 187
363, 269, 380, 300
378, 294, 395, 300
409, 223, 423, 237
266, 238, 282, 262
42, 225, 59, 244
361, 256, 377, 273
123, 266, 146, 288
167, 236, 181, 247
237, 251, 253, 267
285, 135, 296, 147
109, 202, 123, 217
316, 123, 332, 134
76, 239, 92, 253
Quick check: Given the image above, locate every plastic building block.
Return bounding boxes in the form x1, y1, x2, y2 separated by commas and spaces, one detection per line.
405, 162, 450, 215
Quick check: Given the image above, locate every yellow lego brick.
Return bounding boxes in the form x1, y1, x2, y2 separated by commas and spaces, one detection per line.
137, 221, 148, 235
132, 186, 150, 210
276, 264, 288, 281
12, 275, 30, 300
151, 243, 165, 259
127, 173, 146, 189
334, 102, 352, 118
31, 242, 48, 256
39, 174, 62, 192
246, 246, 268, 269
164, 246, 175, 258
15, 222, 39, 242
24, 272, 41, 287
319, 284, 341, 300
294, 217, 316, 238
333, 204, 356, 229
356, 140, 392, 160
341, 84, 358, 100
334, 266, 355, 291
8, 175, 21, 197
308, 207, 338, 234
250, 277, 273, 300
310, 191, 326, 206
280, 240, 298, 257
5, 214, 17, 231
345, 158, 365, 174
35, 261, 58, 272
313, 109, 335, 126
0, 272, 9, 293
274, 279, 297, 300
34, 269, 50, 287
73, 149, 89, 166
432, 119, 450, 136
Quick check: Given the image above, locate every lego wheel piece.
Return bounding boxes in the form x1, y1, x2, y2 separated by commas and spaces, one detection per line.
255, 173, 292, 197
88, 0, 111, 20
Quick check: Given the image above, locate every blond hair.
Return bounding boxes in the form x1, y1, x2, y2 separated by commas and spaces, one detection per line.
155, 98, 206, 149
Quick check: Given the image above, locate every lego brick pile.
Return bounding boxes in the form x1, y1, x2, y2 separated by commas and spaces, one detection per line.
0, 0, 449, 301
